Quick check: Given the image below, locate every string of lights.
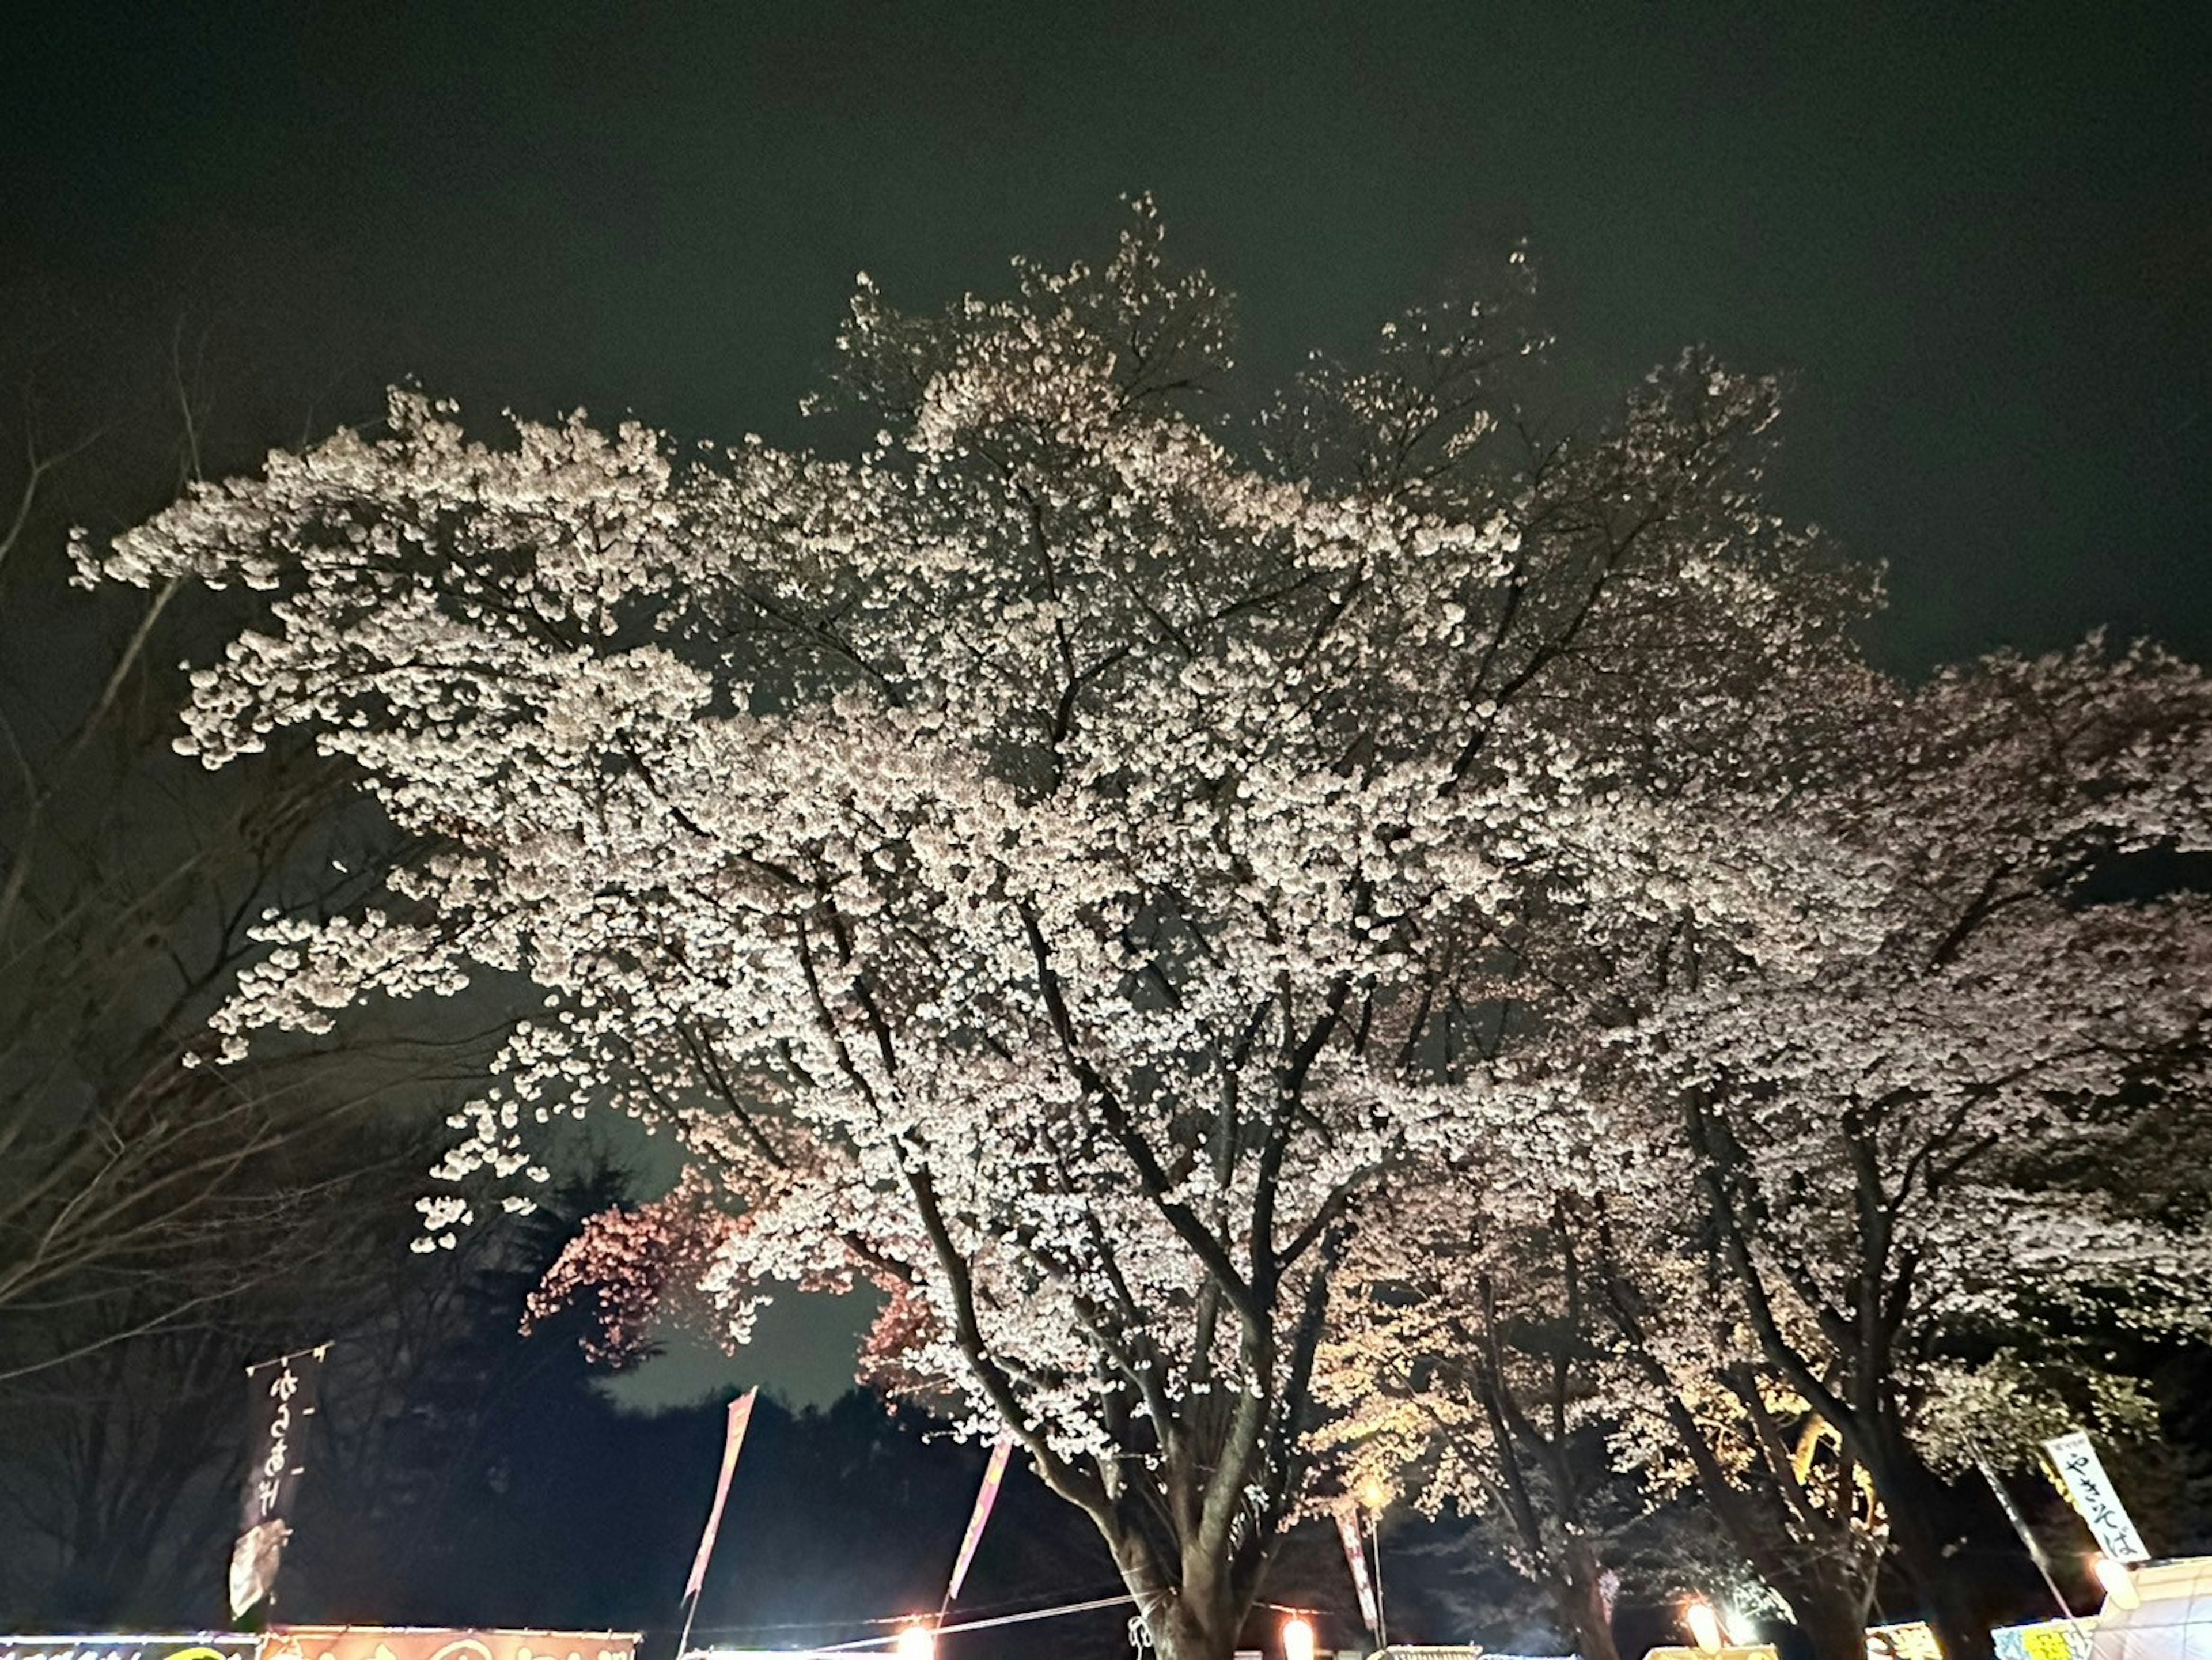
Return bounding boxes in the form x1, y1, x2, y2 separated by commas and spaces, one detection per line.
680, 1590, 1143, 1658
677, 1579, 1136, 1638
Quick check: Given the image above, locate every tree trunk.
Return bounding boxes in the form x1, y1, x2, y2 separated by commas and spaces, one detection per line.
1554, 1536, 1623, 1660
1888, 1496, 1997, 1660
1148, 1580, 1248, 1660
1095, 1533, 1255, 1660
1635, 1379, 1873, 1660
1866, 1431, 1996, 1660
1781, 1564, 1881, 1660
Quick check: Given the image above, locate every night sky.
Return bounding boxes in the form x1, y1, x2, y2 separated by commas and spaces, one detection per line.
7, 0, 2209, 1402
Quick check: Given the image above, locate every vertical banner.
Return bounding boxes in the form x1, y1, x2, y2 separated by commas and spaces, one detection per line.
2043, 1430, 2150, 1564
945, 1433, 1016, 1604
229, 1344, 328, 1618
1335, 1505, 1381, 1638
685, 1387, 760, 1602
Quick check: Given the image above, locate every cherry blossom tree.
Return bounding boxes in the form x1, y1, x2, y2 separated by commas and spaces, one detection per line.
1586, 641, 2212, 1660
1320, 1106, 1892, 1660
1321, 637, 2212, 1660
88, 206, 1876, 1660
1586, 1182, 1891, 1660
1315, 1172, 1645, 1660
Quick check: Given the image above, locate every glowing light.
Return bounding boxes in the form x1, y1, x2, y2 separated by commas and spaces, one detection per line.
1283, 1614, 1317, 1660
1358, 1477, 1389, 1511
2093, 1556, 2140, 1612
893, 1623, 937, 1659
1685, 1600, 1725, 1653
1723, 1603, 1758, 1645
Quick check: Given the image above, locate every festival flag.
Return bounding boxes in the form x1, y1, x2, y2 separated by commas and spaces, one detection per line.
945, 1434, 1016, 1605
685, 1387, 760, 1602
228, 1344, 328, 1618
1335, 1505, 1381, 1638
2043, 1429, 2151, 1564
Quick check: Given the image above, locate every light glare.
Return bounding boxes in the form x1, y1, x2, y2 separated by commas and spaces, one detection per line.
1686, 1600, 1725, 1653
2093, 1557, 2140, 1611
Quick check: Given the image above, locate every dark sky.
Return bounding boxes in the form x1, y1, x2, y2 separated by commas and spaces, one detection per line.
12, 1, 2209, 667
6, 0, 2208, 1400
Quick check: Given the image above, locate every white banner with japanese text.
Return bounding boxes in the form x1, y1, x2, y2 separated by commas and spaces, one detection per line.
2043, 1429, 2150, 1564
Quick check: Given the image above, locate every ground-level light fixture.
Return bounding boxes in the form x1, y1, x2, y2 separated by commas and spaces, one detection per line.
1282, 1613, 1317, 1660
1685, 1598, 1725, 1653
2092, 1556, 2141, 1612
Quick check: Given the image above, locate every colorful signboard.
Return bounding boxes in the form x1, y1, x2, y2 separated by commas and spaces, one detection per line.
1865, 1622, 1942, 1660
1993, 1617, 2097, 1660
0, 1639, 259, 1660
263, 1629, 638, 1660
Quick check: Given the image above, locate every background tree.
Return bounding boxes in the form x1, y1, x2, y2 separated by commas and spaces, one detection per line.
0, 312, 518, 1624
1323, 637, 2212, 1660
0, 316, 494, 1379
1589, 1192, 1891, 1660
1317, 1170, 1650, 1660
0, 1121, 474, 1622
90, 206, 1874, 1660
1324, 1136, 1892, 1660
1585, 643, 2212, 1660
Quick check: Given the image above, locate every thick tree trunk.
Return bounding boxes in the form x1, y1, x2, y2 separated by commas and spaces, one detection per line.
1146, 1575, 1249, 1660
1864, 1428, 1996, 1660
1554, 1536, 1624, 1660
1782, 1565, 1881, 1660
1094, 1533, 1254, 1660
1152, 1605, 1242, 1660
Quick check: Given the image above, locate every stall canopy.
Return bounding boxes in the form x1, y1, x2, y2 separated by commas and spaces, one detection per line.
2092, 1559, 2212, 1660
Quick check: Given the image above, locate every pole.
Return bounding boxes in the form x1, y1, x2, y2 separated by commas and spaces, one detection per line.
1979, 1460, 2092, 1650
677, 1591, 702, 1660
1368, 1505, 1389, 1653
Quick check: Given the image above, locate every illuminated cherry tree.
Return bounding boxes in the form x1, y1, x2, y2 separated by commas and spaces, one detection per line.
90, 207, 1874, 1659
1603, 641, 2212, 1660
1315, 1167, 1646, 1660
1321, 638, 2212, 1660
1318, 1068, 1893, 1660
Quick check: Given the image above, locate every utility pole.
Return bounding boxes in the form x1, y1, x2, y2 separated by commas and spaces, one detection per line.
1979, 1460, 2092, 1653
